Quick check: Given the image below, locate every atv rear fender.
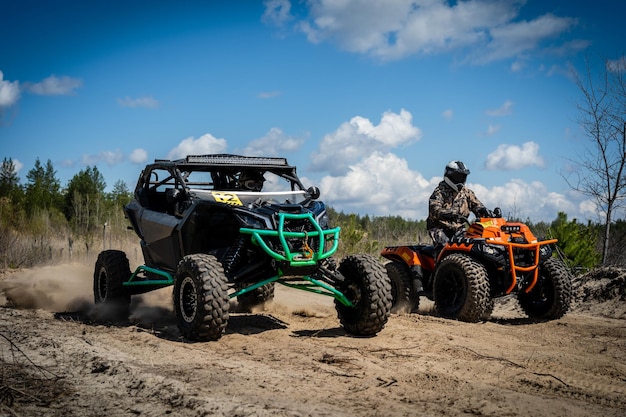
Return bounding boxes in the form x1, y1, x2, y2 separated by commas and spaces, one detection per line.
381, 245, 436, 272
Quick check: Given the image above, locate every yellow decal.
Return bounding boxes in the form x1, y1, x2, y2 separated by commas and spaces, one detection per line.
211, 192, 243, 206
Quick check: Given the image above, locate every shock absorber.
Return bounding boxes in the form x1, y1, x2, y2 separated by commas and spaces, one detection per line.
223, 236, 246, 275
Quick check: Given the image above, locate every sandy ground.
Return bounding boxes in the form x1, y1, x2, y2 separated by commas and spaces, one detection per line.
1, 262, 625, 417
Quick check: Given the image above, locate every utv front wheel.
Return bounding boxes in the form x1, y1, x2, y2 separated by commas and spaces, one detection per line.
433, 253, 490, 322
518, 257, 572, 320
93, 250, 131, 320
174, 254, 230, 341
385, 262, 419, 313
336, 254, 392, 336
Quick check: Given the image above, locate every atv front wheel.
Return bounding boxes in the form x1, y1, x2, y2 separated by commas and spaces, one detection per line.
518, 257, 572, 320
93, 250, 131, 320
433, 253, 491, 322
335, 254, 392, 336
236, 282, 275, 313
385, 262, 419, 313
174, 254, 230, 341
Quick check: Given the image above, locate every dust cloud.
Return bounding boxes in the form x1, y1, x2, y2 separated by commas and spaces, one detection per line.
0, 263, 93, 312
0, 263, 176, 325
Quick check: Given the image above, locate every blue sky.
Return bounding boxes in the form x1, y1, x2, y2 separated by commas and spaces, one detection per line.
1, 0, 624, 223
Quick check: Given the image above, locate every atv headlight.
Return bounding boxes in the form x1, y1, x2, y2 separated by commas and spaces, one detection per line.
539, 244, 553, 261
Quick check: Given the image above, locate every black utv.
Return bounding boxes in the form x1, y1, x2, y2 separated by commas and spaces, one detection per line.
94, 154, 391, 341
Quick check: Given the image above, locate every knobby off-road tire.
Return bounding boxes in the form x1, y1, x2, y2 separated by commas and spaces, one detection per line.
385, 262, 419, 313
518, 257, 572, 320
433, 253, 491, 322
174, 254, 230, 341
335, 254, 392, 336
236, 283, 275, 313
93, 250, 131, 321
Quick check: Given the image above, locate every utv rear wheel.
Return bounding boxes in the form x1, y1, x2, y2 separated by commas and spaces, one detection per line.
433, 253, 491, 322
174, 254, 230, 341
93, 250, 131, 321
518, 257, 572, 320
385, 262, 419, 313
335, 254, 392, 336
236, 283, 275, 313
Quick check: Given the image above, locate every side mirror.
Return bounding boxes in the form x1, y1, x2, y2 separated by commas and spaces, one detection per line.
307, 186, 320, 200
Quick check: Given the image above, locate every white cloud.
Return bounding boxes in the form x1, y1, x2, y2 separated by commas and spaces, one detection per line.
241, 127, 305, 156
469, 13, 577, 64
0, 71, 20, 108
11, 158, 23, 175
262, 0, 293, 26
510, 60, 524, 72
485, 141, 544, 170
471, 179, 578, 221
442, 109, 453, 120
288, 0, 577, 64
486, 99, 514, 116
483, 124, 501, 136
81, 149, 124, 166
117, 96, 159, 108
319, 151, 435, 220
310, 109, 421, 175
315, 152, 579, 222
607, 56, 626, 72
129, 148, 148, 164
166, 133, 228, 160
26, 75, 82, 95
257, 91, 282, 99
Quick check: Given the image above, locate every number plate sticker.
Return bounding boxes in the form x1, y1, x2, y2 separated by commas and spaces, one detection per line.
211, 191, 243, 206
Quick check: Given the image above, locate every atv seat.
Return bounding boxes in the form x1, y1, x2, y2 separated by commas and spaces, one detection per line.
416, 244, 436, 258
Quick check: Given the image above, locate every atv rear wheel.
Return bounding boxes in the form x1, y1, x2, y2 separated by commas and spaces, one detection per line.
93, 250, 131, 321
236, 283, 275, 313
174, 254, 230, 341
385, 262, 419, 313
335, 254, 392, 336
518, 257, 572, 320
433, 253, 491, 322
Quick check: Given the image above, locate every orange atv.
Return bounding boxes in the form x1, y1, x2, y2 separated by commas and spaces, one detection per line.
380, 208, 572, 322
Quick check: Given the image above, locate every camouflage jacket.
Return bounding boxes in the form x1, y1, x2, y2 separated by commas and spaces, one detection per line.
426, 181, 486, 233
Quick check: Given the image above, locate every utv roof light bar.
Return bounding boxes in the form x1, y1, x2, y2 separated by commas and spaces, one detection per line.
184, 154, 290, 167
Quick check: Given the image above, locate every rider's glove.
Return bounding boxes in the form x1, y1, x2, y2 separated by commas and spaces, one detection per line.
442, 211, 464, 223
476, 207, 493, 218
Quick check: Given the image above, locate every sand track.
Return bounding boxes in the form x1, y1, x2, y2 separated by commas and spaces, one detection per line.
1, 263, 625, 416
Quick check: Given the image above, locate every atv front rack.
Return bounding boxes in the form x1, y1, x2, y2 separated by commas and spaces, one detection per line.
483, 238, 558, 293
240, 212, 340, 266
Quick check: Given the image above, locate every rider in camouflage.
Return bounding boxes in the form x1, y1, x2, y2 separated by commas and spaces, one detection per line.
427, 161, 490, 246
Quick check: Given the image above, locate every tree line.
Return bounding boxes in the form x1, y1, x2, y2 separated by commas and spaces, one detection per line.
1, 156, 624, 271
0, 157, 133, 268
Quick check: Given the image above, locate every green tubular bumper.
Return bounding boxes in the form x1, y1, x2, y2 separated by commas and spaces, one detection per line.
123, 265, 174, 287
231, 274, 354, 307
240, 212, 340, 266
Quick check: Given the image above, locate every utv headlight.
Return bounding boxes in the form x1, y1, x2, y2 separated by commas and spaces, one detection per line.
316, 211, 330, 229
235, 213, 268, 230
